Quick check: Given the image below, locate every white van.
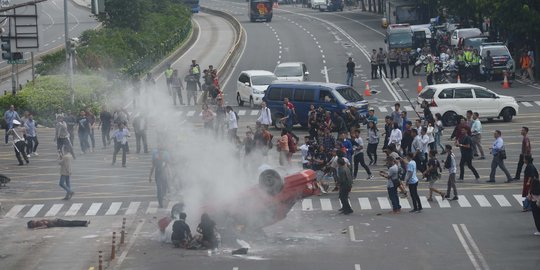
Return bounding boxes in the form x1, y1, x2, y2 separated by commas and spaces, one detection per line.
274, 62, 309, 82
450, 28, 482, 47
236, 70, 277, 108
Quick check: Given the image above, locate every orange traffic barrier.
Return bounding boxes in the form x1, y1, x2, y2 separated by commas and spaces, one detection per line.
417, 79, 423, 93
364, 82, 371, 96
457, 75, 461, 84
502, 72, 510, 89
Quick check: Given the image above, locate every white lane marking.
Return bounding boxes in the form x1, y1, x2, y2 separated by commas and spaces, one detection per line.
146, 201, 159, 214
419, 196, 431, 208
348, 225, 361, 242
324, 66, 329, 83
355, 264, 361, 270
493, 195, 511, 207
377, 197, 391, 210
399, 198, 411, 209
116, 220, 146, 267
24, 204, 44, 218
250, 110, 259, 116
457, 195, 472, 207
320, 198, 332, 211
379, 107, 388, 112
5, 205, 25, 218
238, 110, 246, 116
302, 199, 313, 211
85, 203, 103, 216
404, 105, 414, 111
513, 194, 523, 205
473, 195, 491, 207
125, 202, 141, 215
233, 268, 239, 270
45, 204, 64, 217
358, 197, 371, 210
521, 102, 533, 107
435, 196, 451, 208
453, 224, 482, 270
65, 203, 82, 216
105, 202, 122, 216
460, 224, 491, 270
186, 111, 195, 117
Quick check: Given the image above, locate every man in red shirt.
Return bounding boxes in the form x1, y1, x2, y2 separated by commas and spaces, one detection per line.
514, 127, 532, 180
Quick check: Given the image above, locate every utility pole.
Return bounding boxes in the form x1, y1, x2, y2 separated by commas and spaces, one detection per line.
64, 0, 74, 104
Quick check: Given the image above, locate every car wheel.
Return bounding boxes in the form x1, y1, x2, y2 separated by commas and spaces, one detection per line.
259, 169, 284, 196
442, 111, 458, 126
273, 112, 284, 129
237, 93, 244, 106
501, 108, 513, 122
249, 96, 254, 108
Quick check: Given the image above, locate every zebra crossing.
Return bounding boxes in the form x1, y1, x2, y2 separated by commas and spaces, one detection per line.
0, 193, 526, 219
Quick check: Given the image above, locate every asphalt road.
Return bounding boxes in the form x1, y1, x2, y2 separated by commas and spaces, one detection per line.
1, 2, 540, 270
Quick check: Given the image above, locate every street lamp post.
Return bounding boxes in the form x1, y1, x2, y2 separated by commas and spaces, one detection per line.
64, 0, 74, 104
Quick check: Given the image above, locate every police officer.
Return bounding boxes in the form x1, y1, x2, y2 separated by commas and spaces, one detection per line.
7, 120, 29, 165
189, 59, 202, 91
370, 49, 378, 79
471, 49, 481, 81
388, 49, 399, 79
164, 64, 174, 96
399, 49, 410, 78
426, 55, 435, 85
377, 47, 388, 78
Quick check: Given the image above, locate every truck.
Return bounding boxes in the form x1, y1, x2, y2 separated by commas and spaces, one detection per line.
384, 24, 414, 52
382, 0, 421, 28
249, 0, 273, 22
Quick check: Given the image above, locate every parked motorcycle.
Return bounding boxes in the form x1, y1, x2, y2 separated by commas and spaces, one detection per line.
413, 54, 428, 75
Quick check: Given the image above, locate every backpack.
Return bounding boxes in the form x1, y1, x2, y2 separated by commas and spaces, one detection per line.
234, 111, 239, 121
287, 133, 297, 153
444, 153, 452, 169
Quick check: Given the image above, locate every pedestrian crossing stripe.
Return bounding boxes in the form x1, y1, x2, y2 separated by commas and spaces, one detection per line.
0, 194, 530, 219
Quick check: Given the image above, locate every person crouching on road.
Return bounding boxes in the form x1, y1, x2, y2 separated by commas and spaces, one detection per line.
337, 158, 354, 215
197, 213, 218, 251
7, 120, 29, 166
112, 122, 130, 167
172, 213, 193, 248
59, 145, 74, 200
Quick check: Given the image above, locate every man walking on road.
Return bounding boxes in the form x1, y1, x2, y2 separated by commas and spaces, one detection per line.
488, 130, 512, 183
99, 106, 112, 148
470, 112, 485, 159
150, 143, 170, 208
58, 145, 74, 200
24, 114, 39, 157
444, 145, 458, 200
257, 102, 272, 129
346, 57, 355, 86
370, 49, 378, 79
515, 127, 531, 180
132, 114, 148, 154
457, 127, 480, 182
7, 120, 29, 165
4, 105, 20, 144
112, 122, 130, 167
380, 156, 401, 214
337, 158, 353, 215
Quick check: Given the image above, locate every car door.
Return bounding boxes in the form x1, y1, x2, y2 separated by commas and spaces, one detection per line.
473, 87, 499, 117
452, 88, 475, 116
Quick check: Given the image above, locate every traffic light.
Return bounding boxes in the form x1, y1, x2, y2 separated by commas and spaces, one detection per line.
12, 52, 22, 60
1, 35, 11, 60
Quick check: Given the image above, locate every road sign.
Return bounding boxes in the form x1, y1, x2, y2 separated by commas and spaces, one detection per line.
8, 59, 26, 64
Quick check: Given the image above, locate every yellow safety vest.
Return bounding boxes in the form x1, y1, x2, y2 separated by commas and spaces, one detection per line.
165, 68, 173, 79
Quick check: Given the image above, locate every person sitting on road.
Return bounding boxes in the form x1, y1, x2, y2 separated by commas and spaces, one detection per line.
27, 219, 89, 229
172, 212, 193, 248
196, 213, 218, 250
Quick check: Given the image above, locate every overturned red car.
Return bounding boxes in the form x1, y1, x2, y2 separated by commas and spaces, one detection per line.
205, 168, 320, 230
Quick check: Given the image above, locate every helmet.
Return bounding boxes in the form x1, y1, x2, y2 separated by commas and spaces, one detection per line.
12, 120, 21, 125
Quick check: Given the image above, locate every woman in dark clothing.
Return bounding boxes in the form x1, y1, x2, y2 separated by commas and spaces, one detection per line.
526, 155, 540, 235
197, 213, 218, 249
523, 155, 539, 211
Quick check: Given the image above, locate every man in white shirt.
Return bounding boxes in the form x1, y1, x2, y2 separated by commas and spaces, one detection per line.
226, 106, 238, 141
418, 127, 430, 172
257, 102, 272, 129
470, 112, 485, 159
299, 136, 311, 169
389, 122, 402, 152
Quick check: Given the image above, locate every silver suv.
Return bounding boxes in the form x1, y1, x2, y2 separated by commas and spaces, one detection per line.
479, 42, 515, 79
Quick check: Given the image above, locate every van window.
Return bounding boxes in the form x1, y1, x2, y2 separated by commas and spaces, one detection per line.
281, 88, 293, 100
319, 90, 335, 103
474, 88, 494, 98
337, 87, 363, 102
267, 88, 283, 101
438, 88, 454, 99
293, 88, 315, 102
419, 87, 435, 99
454, 88, 473, 98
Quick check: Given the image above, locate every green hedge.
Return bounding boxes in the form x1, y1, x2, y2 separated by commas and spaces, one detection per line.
0, 75, 108, 127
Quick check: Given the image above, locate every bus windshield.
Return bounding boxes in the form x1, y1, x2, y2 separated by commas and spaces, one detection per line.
389, 33, 412, 46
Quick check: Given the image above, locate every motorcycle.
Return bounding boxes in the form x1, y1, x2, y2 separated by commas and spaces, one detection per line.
453, 61, 474, 83
413, 54, 428, 75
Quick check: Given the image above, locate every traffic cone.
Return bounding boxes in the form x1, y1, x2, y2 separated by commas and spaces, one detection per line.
417, 79, 423, 93
364, 82, 371, 96
457, 75, 461, 84
502, 72, 510, 89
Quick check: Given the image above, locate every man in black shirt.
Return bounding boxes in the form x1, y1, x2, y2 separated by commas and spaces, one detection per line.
457, 128, 480, 182
346, 57, 355, 86
99, 106, 112, 148
172, 213, 192, 248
